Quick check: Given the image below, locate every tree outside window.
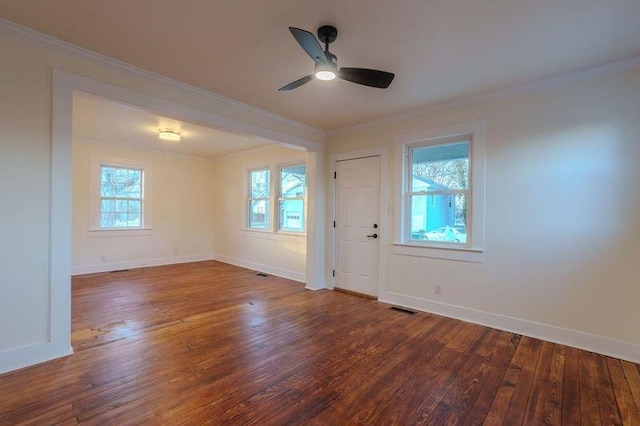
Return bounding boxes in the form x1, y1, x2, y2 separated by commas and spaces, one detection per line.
100, 165, 143, 228
409, 141, 469, 244
248, 168, 270, 229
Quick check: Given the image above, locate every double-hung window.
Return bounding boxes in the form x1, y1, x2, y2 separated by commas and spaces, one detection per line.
278, 164, 306, 232
246, 163, 307, 232
99, 165, 143, 228
88, 155, 152, 236
395, 120, 485, 262
248, 168, 270, 229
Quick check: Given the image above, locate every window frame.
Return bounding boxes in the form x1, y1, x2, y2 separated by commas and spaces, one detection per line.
277, 162, 307, 233
88, 155, 152, 237
247, 167, 272, 230
99, 164, 144, 229
406, 138, 471, 247
394, 120, 486, 263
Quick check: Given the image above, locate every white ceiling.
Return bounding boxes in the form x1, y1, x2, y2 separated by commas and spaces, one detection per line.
73, 93, 270, 158
2, 0, 640, 131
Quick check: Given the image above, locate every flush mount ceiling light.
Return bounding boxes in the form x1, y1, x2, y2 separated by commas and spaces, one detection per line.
158, 129, 181, 141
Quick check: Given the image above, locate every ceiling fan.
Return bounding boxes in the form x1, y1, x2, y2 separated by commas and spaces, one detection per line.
279, 25, 395, 91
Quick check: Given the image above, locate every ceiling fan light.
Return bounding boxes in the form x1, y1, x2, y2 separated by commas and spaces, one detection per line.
315, 70, 337, 81
316, 70, 336, 81
315, 62, 337, 81
159, 129, 181, 142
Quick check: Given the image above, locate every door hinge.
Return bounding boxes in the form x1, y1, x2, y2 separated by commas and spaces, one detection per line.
333, 220, 336, 228
332, 270, 335, 277
334, 171, 336, 179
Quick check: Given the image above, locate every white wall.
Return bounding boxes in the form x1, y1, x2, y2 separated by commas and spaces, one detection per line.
0, 23, 322, 374
326, 67, 640, 361
1, 13, 637, 373
72, 140, 216, 274
0, 34, 52, 354
212, 145, 308, 282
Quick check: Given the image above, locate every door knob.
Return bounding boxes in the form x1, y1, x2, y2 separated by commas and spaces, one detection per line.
366, 233, 378, 239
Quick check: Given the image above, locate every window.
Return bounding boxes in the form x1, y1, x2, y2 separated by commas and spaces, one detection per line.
279, 164, 306, 232
99, 165, 143, 228
408, 141, 469, 244
248, 168, 270, 229
395, 120, 485, 262
245, 163, 307, 233
88, 156, 152, 236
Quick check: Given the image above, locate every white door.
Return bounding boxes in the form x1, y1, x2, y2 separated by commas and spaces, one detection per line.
335, 156, 380, 297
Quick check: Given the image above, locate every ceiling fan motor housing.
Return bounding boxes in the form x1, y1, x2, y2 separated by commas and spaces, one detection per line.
317, 25, 338, 45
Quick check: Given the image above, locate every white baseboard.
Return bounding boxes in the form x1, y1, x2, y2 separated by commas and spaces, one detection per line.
380, 291, 640, 364
304, 284, 323, 291
0, 341, 73, 375
71, 253, 215, 275
211, 253, 306, 284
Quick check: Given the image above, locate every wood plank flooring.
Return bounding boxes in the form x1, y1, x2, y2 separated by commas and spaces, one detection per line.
1, 260, 639, 425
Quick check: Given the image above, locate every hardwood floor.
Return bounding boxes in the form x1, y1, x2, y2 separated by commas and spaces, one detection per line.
1, 260, 639, 425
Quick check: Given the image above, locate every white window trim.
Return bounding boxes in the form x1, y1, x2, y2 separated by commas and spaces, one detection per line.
88, 155, 152, 237
394, 120, 486, 263
278, 162, 307, 234
247, 166, 272, 231
244, 159, 308, 235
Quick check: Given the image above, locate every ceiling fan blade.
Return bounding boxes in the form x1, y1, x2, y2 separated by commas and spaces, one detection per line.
339, 68, 395, 88
279, 75, 314, 91
289, 27, 328, 64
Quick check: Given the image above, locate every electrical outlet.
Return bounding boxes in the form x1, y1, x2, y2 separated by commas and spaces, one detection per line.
434, 284, 442, 294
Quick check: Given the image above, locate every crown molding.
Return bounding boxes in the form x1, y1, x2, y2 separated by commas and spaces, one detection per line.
2, 16, 638, 140
0, 17, 326, 141
329, 54, 640, 137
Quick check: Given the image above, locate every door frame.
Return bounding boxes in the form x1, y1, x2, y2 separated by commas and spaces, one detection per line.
329, 147, 389, 298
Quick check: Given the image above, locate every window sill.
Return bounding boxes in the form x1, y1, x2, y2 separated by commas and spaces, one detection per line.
392, 242, 484, 263
241, 228, 307, 239
87, 228, 152, 238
